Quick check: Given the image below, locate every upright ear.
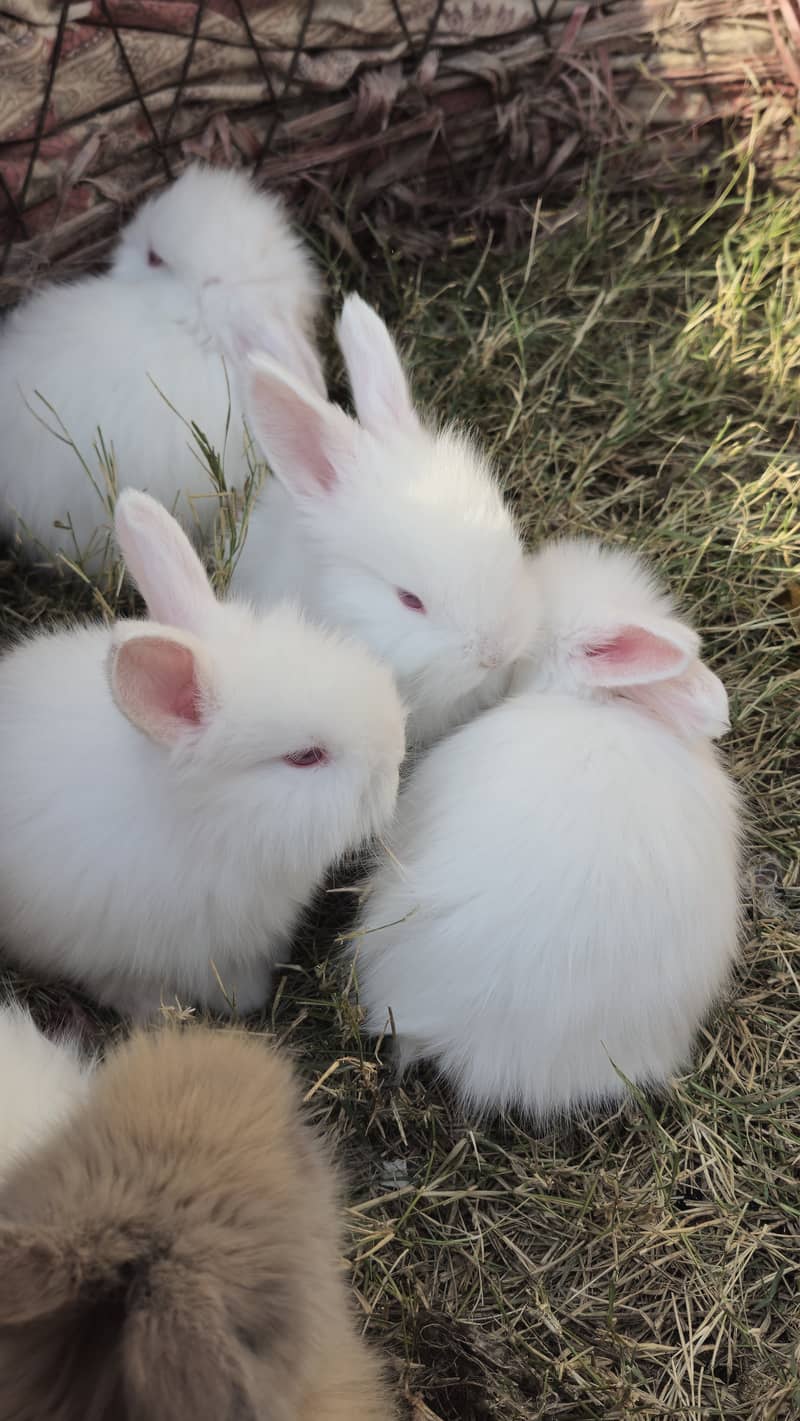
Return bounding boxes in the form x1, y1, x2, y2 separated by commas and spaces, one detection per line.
621, 659, 731, 741
244, 354, 357, 500
0, 1224, 80, 1324
208, 289, 328, 399
115, 490, 216, 635
570, 616, 700, 689
108, 624, 216, 747
252, 317, 327, 400
336, 293, 421, 436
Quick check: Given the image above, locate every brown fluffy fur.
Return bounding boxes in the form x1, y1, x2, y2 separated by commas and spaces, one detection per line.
0, 1025, 393, 1421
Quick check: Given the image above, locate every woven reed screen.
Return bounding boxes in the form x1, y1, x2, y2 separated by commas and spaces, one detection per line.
0, 2, 798, 305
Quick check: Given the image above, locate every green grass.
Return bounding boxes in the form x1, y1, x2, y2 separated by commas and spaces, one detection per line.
1, 170, 799, 1420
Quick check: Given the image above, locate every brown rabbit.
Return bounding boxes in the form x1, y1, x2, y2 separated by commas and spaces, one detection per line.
0, 1025, 393, 1421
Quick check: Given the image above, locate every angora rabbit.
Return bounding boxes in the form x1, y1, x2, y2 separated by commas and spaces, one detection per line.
0, 490, 405, 1019
233, 294, 535, 746
352, 539, 741, 1116
0, 164, 324, 568
0, 1025, 394, 1421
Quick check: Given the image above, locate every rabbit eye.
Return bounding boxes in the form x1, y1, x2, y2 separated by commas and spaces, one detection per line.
283, 747, 329, 768
397, 588, 425, 613
147, 248, 165, 268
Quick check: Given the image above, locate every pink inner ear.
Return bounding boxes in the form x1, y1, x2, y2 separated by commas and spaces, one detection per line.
622, 661, 730, 740
114, 637, 203, 742
581, 624, 688, 685
169, 665, 202, 724
248, 371, 339, 496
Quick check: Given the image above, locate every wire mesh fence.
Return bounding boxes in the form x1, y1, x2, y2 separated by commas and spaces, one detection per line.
0, 1, 798, 303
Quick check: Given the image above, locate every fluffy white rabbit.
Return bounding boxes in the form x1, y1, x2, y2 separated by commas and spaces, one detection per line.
0, 491, 405, 1020
352, 538, 741, 1117
0, 164, 324, 568
0, 1005, 93, 1183
232, 294, 535, 747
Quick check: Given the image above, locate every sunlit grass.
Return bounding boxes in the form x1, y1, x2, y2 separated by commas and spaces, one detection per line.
1, 170, 798, 1420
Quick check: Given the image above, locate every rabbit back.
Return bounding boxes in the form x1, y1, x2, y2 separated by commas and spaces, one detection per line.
355, 692, 740, 1115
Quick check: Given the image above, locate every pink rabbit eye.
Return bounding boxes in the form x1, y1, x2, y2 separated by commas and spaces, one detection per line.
283, 747, 329, 768
147, 248, 165, 268
397, 588, 425, 613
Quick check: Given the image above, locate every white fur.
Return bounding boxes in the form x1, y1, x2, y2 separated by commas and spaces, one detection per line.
352, 539, 741, 1117
0, 492, 406, 1020
0, 1005, 93, 1182
0, 164, 323, 568
233, 295, 534, 747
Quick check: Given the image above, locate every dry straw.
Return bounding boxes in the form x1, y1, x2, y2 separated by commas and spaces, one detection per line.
1, 1, 799, 299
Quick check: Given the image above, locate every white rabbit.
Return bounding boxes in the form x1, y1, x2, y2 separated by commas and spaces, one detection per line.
0, 164, 325, 569
351, 538, 741, 1117
0, 490, 406, 1020
232, 294, 535, 747
0, 1005, 93, 1183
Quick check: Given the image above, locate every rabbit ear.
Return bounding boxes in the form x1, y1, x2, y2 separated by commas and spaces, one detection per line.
0, 1204, 173, 1326
203, 280, 328, 401
114, 490, 216, 634
336, 294, 421, 436
253, 319, 326, 400
124, 1264, 260, 1421
570, 616, 699, 689
0, 1231, 259, 1420
569, 616, 728, 739
245, 355, 357, 500
0, 1224, 79, 1323
621, 659, 730, 740
235, 313, 327, 400
108, 625, 216, 747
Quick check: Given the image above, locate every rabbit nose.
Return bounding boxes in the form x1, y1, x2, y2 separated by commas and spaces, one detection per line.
479, 646, 502, 671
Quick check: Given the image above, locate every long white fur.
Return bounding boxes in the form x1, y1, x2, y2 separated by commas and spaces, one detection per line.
0, 491, 406, 1020
352, 538, 741, 1117
233, 294, 535, 747
0, 164, 324, 567
0, 1005, 93, 1183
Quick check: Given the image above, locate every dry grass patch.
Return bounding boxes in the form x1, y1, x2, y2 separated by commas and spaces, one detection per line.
1, 173, 798, 1420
